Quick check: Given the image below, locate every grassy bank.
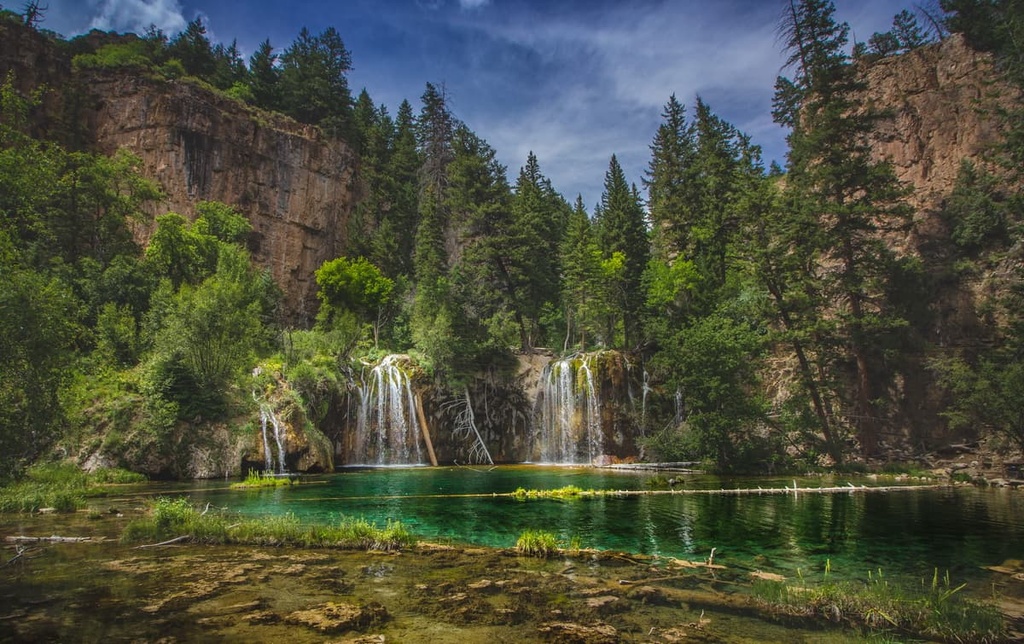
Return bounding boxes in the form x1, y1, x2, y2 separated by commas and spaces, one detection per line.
0, 463, 146, 513
752, 564, 1005, 642
121, 497, 414, 551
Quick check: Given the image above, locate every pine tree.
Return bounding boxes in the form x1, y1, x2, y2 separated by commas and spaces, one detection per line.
774, 0, 913, 457
510, 152, 569, 347
645, 95, 696, 263
167, 17, 216, 79
248, 39, 281, 112
388, 100, 421, 277
279, 26, 354, 136
596, 155, 649, 348
560, 195, 602, 349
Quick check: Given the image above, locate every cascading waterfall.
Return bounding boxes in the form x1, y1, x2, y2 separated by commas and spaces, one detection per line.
353, 355, 424, 465
259, 402, 286, 475
535, 353, 604, 464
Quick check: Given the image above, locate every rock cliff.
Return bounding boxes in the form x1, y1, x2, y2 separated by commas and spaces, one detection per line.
0, 21, 358, 324
81, 72, 358, 323
862, 33, 1016, 225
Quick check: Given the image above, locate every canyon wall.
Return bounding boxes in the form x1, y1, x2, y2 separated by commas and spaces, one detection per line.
0, 21, 358, 324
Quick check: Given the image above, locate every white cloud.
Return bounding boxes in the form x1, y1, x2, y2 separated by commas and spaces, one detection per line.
459, 0, 491, 9
88, 0, 187, 35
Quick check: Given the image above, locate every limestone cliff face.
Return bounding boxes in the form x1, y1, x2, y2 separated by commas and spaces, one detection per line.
82, 72, 357, 323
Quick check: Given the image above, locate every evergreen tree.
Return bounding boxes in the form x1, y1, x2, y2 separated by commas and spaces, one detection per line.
211, 39, 247, 90
595, 155, 649, 348
167, 17, 216, 79
279, 26, 354, 136
774, 0, 913, 457
248, 39, 281, 111
387, 100, 421, 277
510, 151, 568, 347
560, 195, 602, 349
416, 82, 456, 198
645, 94, 696, 262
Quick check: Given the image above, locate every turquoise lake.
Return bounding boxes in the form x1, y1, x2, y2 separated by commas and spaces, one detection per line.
157, 466, 1024, 583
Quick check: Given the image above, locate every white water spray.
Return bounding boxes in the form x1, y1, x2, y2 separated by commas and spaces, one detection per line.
354, 355, 424, 465
535, 353, 604, 464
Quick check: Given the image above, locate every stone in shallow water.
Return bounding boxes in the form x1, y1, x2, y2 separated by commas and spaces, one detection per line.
286, 601, 388, 633
537, 621, 618, 643
583, 595, 622, 615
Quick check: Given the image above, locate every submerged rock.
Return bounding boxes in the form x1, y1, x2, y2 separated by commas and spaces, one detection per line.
537, 621, 618, 643
286, 601, 388, 633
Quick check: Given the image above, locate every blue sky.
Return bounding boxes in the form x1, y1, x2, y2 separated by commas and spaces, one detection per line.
44, 0, 915, 208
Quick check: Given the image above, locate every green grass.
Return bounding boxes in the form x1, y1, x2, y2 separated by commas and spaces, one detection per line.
515, 529, 561, 557
752, 566, 1006, 642
88, 467, 148, 484
510, 485, 593, 500
0, 463, 147, 513
229, 470, 295, 489
121, 497, 415, 551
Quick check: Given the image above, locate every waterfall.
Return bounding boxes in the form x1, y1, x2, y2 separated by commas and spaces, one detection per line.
535, 353, 604, 464
259, 403, 286, 475
353, 355, 424, 465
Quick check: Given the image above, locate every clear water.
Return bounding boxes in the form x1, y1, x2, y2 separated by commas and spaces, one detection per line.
164, 466, 1024, 583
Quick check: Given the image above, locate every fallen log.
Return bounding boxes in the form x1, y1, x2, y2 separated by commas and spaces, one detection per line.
5, 535, 95, 543
133, 535, 192, 549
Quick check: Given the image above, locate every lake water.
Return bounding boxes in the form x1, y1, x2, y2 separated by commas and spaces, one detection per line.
169, 466, 1024, 584
3, 466, 1022, 642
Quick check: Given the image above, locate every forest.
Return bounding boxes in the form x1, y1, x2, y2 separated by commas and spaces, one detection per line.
1, 0, 1023, 479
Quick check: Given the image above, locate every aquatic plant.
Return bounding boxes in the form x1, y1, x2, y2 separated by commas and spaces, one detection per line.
121, 497, 415, 551
515, 529, 560, 557
752, 565, 1005, 642
510, 485, 591, 500
230, 470, 294, 489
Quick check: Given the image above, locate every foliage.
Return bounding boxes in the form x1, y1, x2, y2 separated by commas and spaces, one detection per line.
122, 497, 415, 551
514, 529, 561, 557
645, 315, 772, 471
315, 256, 394, 345
753, 566, 1005, 642
511, 485, 588, 500
279, 26, 353, 136
230, 470, 294, 488
0, 462, 144, 512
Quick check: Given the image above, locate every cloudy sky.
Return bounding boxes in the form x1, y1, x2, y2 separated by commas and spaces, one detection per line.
42, 0, 917, 207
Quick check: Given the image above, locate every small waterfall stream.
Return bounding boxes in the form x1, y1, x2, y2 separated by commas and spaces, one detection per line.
353, 355, 425, 465
535, 353, 604, 464
258, 402, 286, 475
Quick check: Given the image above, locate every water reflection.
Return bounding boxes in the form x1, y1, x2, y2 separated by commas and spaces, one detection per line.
180, 467, 1024, 582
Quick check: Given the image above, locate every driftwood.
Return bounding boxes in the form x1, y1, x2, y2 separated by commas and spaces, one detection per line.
133, 535, 192, 549
5, 535, 95, 543
0, 546, 27, 568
